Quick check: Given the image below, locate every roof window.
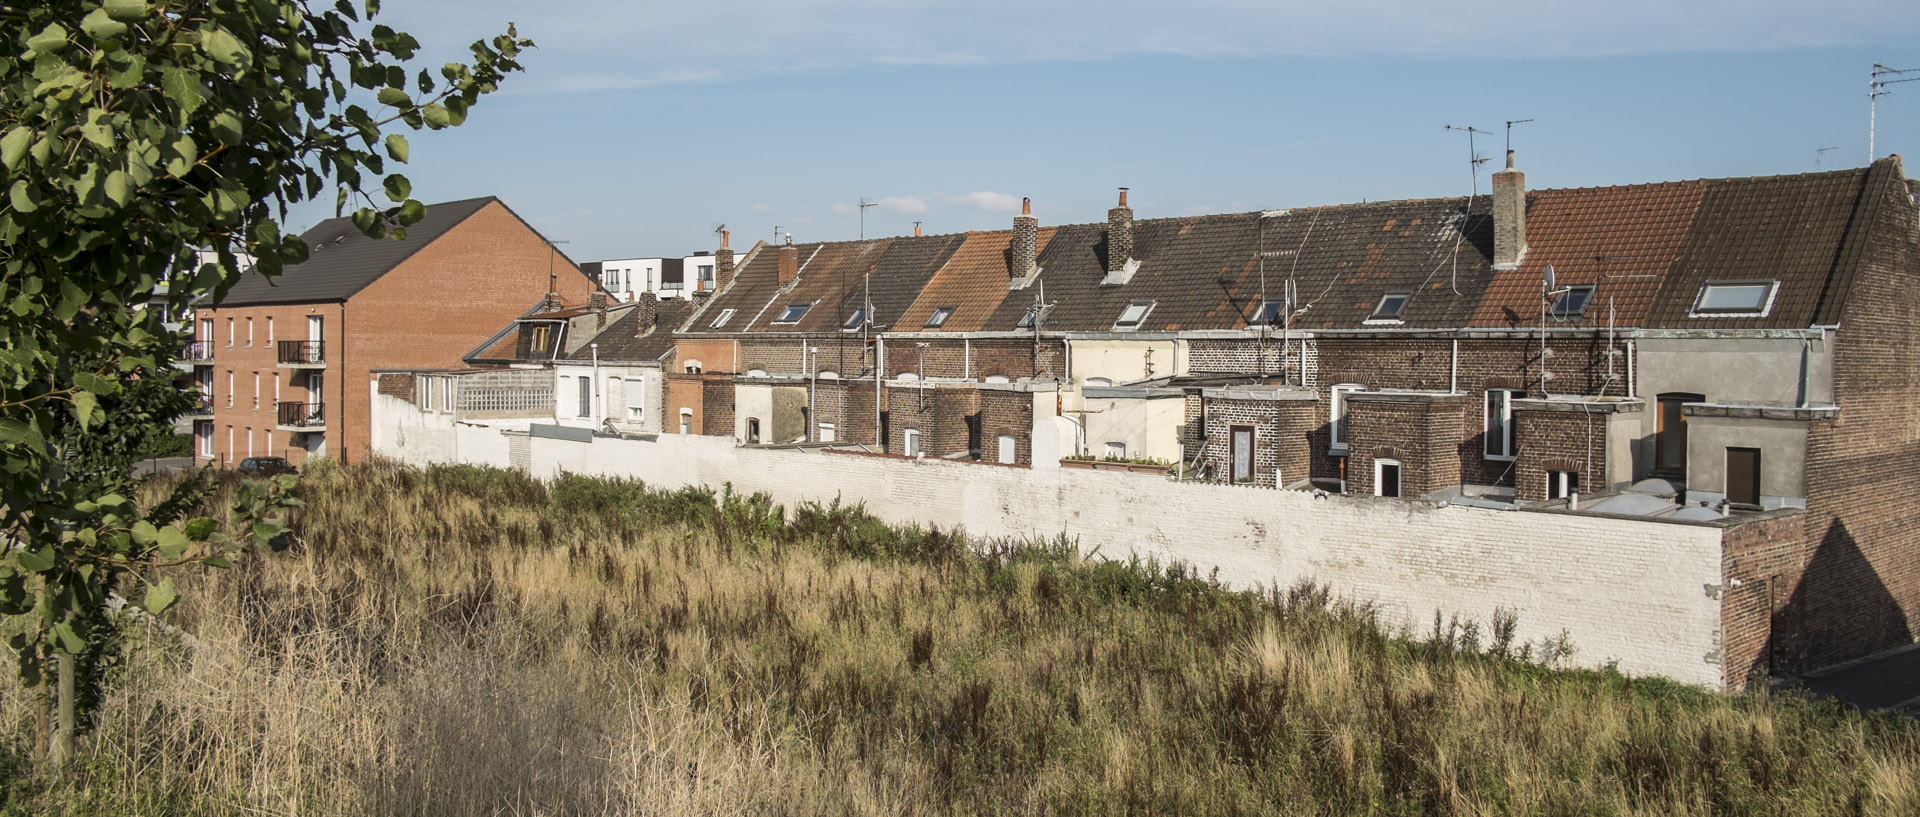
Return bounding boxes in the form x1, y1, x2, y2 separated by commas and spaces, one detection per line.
1372, 293, 1409, 319
842, 308, 866, 330
1549, 285, 1594, 317
1254, 300, 1284, 326
1691, 281, 1776, 317
924, 306, 955, 328
709, 308, 736, 328
1113, 301, 1154, 330
773, 303, 810, 324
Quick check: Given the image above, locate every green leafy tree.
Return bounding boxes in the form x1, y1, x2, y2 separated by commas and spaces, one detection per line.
0, 0, 530, 772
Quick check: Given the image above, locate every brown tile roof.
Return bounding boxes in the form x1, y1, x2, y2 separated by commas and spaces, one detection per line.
1474, 183, 1705, 329
566, 301, 691, 363
897, 228, 1058, 332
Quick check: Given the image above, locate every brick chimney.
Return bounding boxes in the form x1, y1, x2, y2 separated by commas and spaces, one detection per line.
1107, 187, 1133, 273
589, 291, 609, 328
1011, 197, 1037, 280
635, 291, 659, 336
777, 233, 798, 286
715, 229, 735, 291
1492, 150, 1527, 269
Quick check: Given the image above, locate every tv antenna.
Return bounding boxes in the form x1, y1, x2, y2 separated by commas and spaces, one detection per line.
1504, 119, 1534, 153
858, 198, 878, 239
1870, 63, 1919, 163
1444, 124, 1495, 197
1816, 145, 1839, 169
772, 225, 782, 243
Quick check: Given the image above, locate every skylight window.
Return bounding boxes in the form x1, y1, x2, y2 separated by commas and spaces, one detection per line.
1692, 281, 1775, 316
773, 303, 810, 323
924, 306, 955, 328
1549, 285, 1594, 317
1113, 302, 1154, 330
842, 308, 866, 330
1254, 300, 1284, 326
1018, 304, 1050, 329
709, 308, 736, 328
1372, 293, 1409, 319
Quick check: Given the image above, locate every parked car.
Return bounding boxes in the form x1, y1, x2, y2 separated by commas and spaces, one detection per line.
235, 456, 298, 477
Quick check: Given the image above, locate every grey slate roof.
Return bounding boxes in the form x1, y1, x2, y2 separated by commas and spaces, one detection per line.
213, 197, 496, 307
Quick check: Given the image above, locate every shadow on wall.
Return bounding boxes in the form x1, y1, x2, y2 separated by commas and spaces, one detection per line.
1768, 519, 1912, 679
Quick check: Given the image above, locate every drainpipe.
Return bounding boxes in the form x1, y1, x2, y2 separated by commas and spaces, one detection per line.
1449, 338, 1459, 394
875, 336, 885, 450
808, 345, 817, 441
1625, 339, 1636, 397
1798, 338, 1812, 408
963, 338, 971, 380
591, 343, 600, 429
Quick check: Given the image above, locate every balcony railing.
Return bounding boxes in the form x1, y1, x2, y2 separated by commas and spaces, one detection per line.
277, 340, 324, 366
181, 341, 213, 363
276, 401, 325, 429
185, 392, 214, 417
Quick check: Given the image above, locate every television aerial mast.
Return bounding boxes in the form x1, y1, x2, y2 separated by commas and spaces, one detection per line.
1870, 63, 1919, 163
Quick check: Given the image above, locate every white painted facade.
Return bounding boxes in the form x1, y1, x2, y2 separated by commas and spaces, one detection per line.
552, 361, 667, 434
596, 258, 669, 303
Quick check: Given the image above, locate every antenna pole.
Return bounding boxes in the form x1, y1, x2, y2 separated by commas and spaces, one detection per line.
1870, 63, 1920, 163
1504, 119, 1534, 154
859, 198, 878, 239
1444, 124, 1494, 198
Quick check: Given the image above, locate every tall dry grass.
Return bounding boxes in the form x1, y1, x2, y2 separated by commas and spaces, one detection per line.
2, 460, 1917, 815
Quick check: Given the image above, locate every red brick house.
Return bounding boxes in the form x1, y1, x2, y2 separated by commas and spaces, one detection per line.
190, 197, 598, 465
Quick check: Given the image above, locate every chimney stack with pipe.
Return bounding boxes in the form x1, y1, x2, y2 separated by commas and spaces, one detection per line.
1492, 150, 1527, 269
1107, 187, 1134, 273
777, 233, 798, 286
1011, 197, 1037, 280
635, 291, 659, 337
715, 229, 735, 291
589, 291, 609, 328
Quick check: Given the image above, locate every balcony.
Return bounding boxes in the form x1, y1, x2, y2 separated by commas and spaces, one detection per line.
277, 340, 325, 368
276, 401, 326, 431
185, 392, 215, 418
180, 341, 214, 364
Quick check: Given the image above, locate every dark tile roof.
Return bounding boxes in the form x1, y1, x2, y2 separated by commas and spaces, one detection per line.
215, 197, 496, 307
567, 301, 691, 363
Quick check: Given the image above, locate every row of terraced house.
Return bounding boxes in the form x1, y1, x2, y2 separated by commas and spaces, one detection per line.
197, 154, 1920, 690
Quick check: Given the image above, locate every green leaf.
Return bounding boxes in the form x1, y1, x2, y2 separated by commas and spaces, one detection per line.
209, 111, 243, 145
73, 390, 98, 429
382, 173, 410, 203
384, 133, 409, 163
0, 127, 30, 171
81, 8, 128, 40
25, 24, 68, 56
143, 578, 177, 614
375, 87, 410, 107
72, 372, 118, 396
8, 181, 37, 213
184, 517, 217, 540
199, 27, 250, 66
14, 546, 54, 574
155, 526, 191, 560
80, 109, 115, 149
131, 520, 159, 545
51, 622, 85, 655
105, 0, 149, 22
422, 103, 451, 129
201, 555, 233, 569
103, 170, 132, 207
161, 69, 206, 116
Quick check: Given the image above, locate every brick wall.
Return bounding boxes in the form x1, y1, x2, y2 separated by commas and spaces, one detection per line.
1786, 166, 1920, 674
673, 338, 737, 373
1721, 512, 1808, 690
886, 385, 979, 457
1513, 408, 1609, 501
376, 373, 414, 402
1346, 397, 1467, 497
665, 373, 704, 435
191, 303, 340, 465
884, 338, 1064, 380
740, 339, 807, 375
1199, 398, 1315, 488
700, 376, 735, 437
979, 389, 1033, 465
810, 379, 878, 445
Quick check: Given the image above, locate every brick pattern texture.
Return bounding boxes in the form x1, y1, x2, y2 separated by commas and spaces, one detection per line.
886, 386, 979, 458
1199, 399, 1315, 488
1513, 409, 1609, 501
1346, 399, 1467, 497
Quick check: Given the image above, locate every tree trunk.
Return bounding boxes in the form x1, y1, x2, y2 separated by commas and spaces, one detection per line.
50, 651, 75, 774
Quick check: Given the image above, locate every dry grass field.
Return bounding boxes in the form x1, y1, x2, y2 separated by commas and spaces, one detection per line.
2, 460, 1917, 815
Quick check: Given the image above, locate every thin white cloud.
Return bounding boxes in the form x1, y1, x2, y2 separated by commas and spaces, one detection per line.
376, 1, 1920, 93
876, 195, 929, 214
751, 202, 773, 213
932, 191, 1023, 212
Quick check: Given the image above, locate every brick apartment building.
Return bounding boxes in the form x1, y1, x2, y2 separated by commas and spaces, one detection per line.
189, 197, 598, 465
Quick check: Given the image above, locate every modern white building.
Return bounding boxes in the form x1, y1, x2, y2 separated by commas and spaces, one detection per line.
586, 251, 727, 302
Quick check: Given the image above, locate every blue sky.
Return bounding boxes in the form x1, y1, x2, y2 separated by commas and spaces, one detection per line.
283, 1, 1920, 262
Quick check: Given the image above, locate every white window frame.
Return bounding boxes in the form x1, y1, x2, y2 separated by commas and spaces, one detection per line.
746, 368, 768, 378
818, 370, 841, 380
1484, 388, 1521, 460
226, 318, 234, 346
246, 317, 254, 346
772, 304, 809, 324
1105, 441, 1127, 459
1547, 469, 1578, 500
266, 316, 274, 344
1370, 293, 1410, 320
903, 428, 922, 457
924, 306, 955, 328
251, 372, 259, 410
842, 308, 866, 330
817, 422, 836, 443
1329, 384, 1363, 452
576, 376, 591, 418
1549, 285, 1595, 318
1375, 458, 1402, 498
443, 377, 455, 412
1085, 377, 1114, 387
710, 308, 736, 328
1689, 280, 1779, 318
1252, 299, 1284, 327
997, 434, 1016, 464
1113, 301, 1154, 330
422, 376, 434, 409
226, 371, 234, 407
679, 407, 693, 435
624, 378, 643, 422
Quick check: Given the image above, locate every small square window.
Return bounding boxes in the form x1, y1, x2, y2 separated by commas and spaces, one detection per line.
1254, 300, 1284, 326
924, 306, 955, 328
1114, 302, 1153, 329
710, 308, 737, 328
842, 308, 866, 330
1372, 293, 1409, 319
1550, 285, 1594, 317
1692, 282, 1775, 316
773, 304, 809, 323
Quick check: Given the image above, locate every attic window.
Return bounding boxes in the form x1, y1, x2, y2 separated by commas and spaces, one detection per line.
773, 303, 810, 324
842, 308, 866, 330
1254, 300, 1284, 326
924, 306, 955, 328
1549, 285, 1594, 317
1691, 281, 1776, 317
1372, 293, 1409, 319
1017, 304, 1050, 329
709, 308, 736, 328
1113, 301, 1154, 330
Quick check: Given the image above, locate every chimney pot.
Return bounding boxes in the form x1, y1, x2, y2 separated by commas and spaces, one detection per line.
720, 228, 730, 249
1021, 197, 1031, 216
914, 222, 923, 237
1107, 187, 1135, 274
1012, 199, 1038, 280
1118, 187, 1129, 206
715, 231, 736, 291
1492, 151, 1527, 269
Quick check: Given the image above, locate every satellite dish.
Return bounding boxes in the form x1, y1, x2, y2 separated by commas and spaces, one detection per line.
1543, 263, 1556, 293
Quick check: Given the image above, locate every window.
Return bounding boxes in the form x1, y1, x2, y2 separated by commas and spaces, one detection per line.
746, 418, 761, 444
710, 308, 736, 328
246, 318, 253, 346
1692, 282, 1775, 316
251, 372, 259, 410
684, 361, 703, 374
842, 308, 866, 330
226, 371, 234, 407
1329, 384, 1363, 450
196, 421, 213, 457
1484, 388, 1521, 459
924, 306, 955, 328
817, 422, 836, 443
225, 425, 232, 462
679, 408, 692, 435
246, 427, 254, 457
1017, 308, 1043, 329
444, 377, 455, 411
272, 375, 280, 407
266, 317, 274, 343
1547, 470, 1578, 500
226, 318, 234, 345
773, 304, 809, 323
576, 376, 591, 418
1371, 293, 1410, 319
746, 368, 768, 378
1113, 301, 1154, 330
1085, 377, 1113, 387
997, 434, 1016, 464
1375, 458, 1402, 498
1253, 300, 1285, 326
1105, 441, 1127, 459
422, 376, 434, 409
698, 264, 714, 288
200, 318, 213, 344
1231, 425, 1254, 483
984, 374, 1010, 384
530, 325, 551, 352
1549, 285, 1594, 317
625, 379, 643, 421
1727, 448, 1761, 506
1656, 393, 1702, 474
903, 428, 922, 457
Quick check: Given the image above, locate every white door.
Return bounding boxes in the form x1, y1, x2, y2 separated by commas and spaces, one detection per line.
997, 435, 1016, 464
606, 377, 624, 420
